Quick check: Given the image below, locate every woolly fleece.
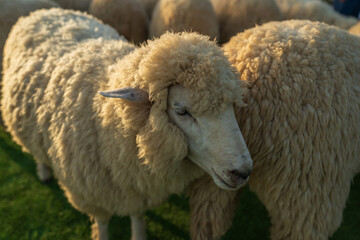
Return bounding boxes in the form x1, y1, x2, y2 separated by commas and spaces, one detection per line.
210, 0, 282, 44
275, 0, 357, 29
89, 0, 149, 44
150, 0, 219, 41
0, 0, 59, 75
2, 7, 244, 227
349, 22, 360, 36
188, 20, 360, 240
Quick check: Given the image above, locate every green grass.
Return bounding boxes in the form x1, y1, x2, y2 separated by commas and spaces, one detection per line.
0, 128, 359, 240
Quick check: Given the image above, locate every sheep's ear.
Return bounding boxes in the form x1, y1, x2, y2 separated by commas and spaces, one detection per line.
98, 87, 149, 103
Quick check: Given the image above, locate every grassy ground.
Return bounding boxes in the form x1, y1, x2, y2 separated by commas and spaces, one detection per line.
0, 128, 359, 240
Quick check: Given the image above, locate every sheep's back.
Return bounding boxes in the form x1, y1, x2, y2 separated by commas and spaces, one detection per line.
1, 8, 127, 165
0, 0, 59, 75
224, 20, 360, 209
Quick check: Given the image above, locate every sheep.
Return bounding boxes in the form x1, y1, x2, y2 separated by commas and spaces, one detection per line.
89, 0, 149, 44
149, 0, 219, 41
210, 0, 283, 44
187, 20, 360, 240
140, 0, 159, 19
53, 0, 91, 11
1, 8, 253, 240
275, 0, 358, 29
349, 22, 360, 35
0, 0, 59, 75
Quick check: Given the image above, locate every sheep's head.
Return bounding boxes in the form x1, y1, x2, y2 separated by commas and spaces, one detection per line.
100, 32, 252, 190
100, 84, 252, 190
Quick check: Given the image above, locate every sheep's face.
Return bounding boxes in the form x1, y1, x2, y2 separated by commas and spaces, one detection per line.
167, 85, 252, 190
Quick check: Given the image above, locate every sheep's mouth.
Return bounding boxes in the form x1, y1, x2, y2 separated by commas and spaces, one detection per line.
211, 168, 238, 190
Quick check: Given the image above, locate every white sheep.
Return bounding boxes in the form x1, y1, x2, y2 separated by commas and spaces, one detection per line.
210, 0, 283, 44
89, 0, 149, 44
0, 0, 59, 75
2, 8, 253, 240
149, 0, 219, 41
275, 0, 358, 29
187, 20, 360, 240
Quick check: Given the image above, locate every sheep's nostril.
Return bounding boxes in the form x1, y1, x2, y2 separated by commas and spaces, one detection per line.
229, 169, 251, 180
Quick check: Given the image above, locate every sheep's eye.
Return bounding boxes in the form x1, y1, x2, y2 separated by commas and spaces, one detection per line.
176, 109, 191, 117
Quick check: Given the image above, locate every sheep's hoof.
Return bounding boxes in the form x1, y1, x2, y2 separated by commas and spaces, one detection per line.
36, 162, 53, 183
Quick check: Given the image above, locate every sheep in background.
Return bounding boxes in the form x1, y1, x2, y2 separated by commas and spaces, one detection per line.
210, 0, 282, 44
89, 0, 149, 44
0, 0, 59, 75
2, 8, 253, 240
349, 22, 360, 35
150, 0, 219, 41
140, 0, 158, 19
188, 20, 360, 240
53, 0, 91, 11
275, 0, 357, 29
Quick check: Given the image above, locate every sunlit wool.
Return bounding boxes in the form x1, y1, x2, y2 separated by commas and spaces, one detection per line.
0, 0, 59, 75
1, 8, 245, 239
188, 20, 360, 240
349, 22, 360, 36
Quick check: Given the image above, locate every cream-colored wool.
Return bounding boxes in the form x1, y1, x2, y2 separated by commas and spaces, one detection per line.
149, 0, 219, 41
188, 20, 360, 240
211, 0, 282, 44
275, 0, 357, 29
349, 22, 360, 36
2, 8, 245, 238
140, 0, 158, 19
89, 0, 149, 44
54, 0, 90, 11
0, 0, 59, 75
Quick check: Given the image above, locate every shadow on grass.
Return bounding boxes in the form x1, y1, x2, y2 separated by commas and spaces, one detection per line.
0, 129, 68, 199
146, 211, 189, 239
0, 130, 37, 177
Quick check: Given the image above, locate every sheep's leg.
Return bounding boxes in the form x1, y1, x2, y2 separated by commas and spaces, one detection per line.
91, 217, 110, 240
130, 214, 146, 240
36, 162, 52, 183
187, 175, 241, 240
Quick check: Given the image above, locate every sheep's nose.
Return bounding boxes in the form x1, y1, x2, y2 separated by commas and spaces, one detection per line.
229, 168, 252, 181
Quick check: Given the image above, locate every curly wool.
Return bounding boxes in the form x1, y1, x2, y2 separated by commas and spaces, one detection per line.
149, 0, 219, 41
349, 22, 360, 36
89, 0, 149, 44
0, 0, 59, 75
210, 0, 282, 44
2, 8, 243, 220
188, 20, 360, 240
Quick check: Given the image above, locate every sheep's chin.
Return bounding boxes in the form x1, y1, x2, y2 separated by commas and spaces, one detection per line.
210, 170, 247, 191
